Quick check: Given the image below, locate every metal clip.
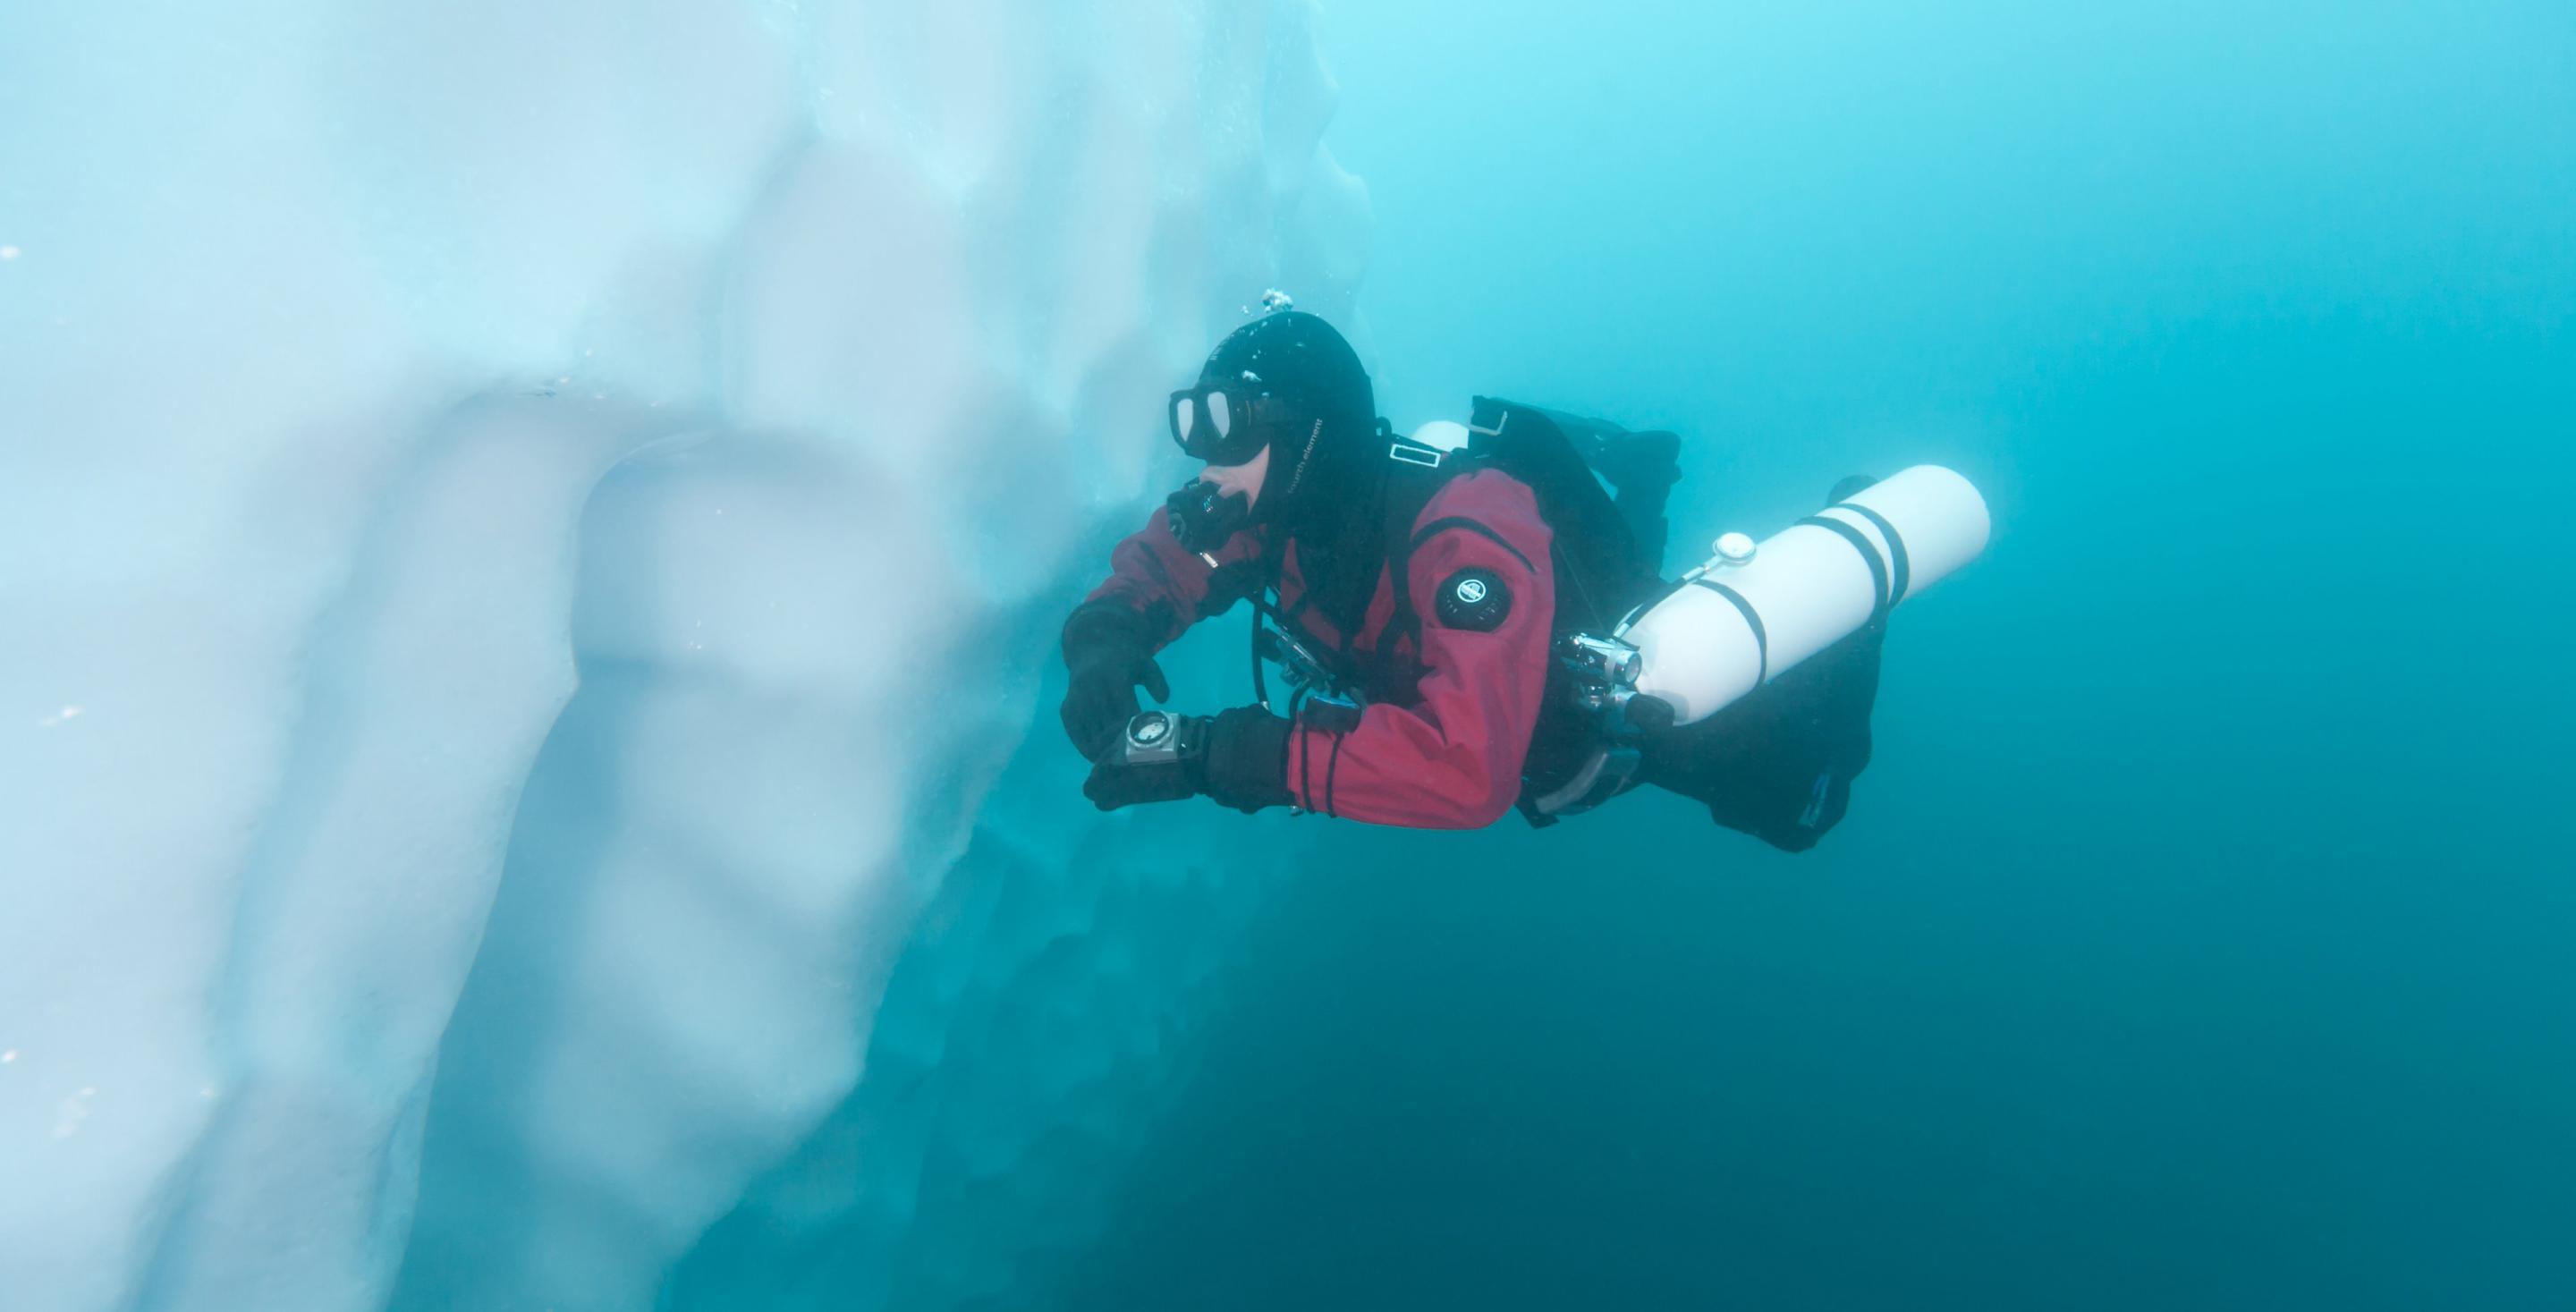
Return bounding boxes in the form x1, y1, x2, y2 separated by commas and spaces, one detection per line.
1557, 632, 1642, 713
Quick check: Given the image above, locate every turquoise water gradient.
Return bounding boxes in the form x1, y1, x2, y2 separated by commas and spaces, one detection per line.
1067, 2, 2575, 1307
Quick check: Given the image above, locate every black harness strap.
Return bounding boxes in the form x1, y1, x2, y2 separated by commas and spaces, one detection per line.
1291, 683, 1315, 809
1690, 578, 1770, 688
1375, 453, 1463, 694
1797, 513, 1893, 618
1244, 530, 1296, 710
1835, 502, 1912, 605
1323, 724, 1349, 818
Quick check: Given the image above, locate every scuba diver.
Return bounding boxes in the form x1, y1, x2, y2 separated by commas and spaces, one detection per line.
1060, 308, 1900, 851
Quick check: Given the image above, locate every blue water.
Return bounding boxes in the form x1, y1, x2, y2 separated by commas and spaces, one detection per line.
1063, 1, 2575, 1307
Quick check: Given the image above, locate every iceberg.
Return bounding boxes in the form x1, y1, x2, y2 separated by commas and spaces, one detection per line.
0, 2, 1367, 1308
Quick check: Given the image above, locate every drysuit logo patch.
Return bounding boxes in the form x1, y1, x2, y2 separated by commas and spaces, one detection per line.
1435, 568, 1510, 631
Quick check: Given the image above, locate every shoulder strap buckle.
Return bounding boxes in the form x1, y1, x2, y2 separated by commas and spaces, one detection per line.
1387, 438, 1445, 469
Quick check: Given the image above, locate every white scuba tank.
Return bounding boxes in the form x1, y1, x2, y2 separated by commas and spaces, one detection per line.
1619, 465, 1990, 725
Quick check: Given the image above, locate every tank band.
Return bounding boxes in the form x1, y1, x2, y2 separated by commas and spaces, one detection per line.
1690, 578, 1768, 687
1798, 515, 1891, 617
1836, 503, 1912, 605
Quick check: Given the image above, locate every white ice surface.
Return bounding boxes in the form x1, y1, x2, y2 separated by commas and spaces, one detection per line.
0, 3, 1365, 1308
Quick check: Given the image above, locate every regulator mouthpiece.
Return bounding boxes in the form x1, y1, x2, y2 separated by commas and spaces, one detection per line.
1165, 479, 1250, 553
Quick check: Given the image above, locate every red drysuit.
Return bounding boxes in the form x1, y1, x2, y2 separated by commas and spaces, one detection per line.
1081, 469, 1555, 828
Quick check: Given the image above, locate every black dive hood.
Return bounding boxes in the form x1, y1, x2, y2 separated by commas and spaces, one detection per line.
1194, 311, 1386, 631
1193, 310, 1379, 535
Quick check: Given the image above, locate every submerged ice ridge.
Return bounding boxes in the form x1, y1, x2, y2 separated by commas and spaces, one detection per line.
0, 3, 1367, 1309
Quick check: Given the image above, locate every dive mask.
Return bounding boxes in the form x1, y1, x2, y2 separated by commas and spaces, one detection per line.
1169, 379, 1296, 466
1165, 478, 1250, 554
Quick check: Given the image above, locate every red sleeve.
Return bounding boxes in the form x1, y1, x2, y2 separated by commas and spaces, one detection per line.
1081, 506, 1268, 649
1284, 472, 1555, 828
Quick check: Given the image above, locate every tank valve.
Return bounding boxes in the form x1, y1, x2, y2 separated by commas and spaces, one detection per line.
1714, 532, 1757, 565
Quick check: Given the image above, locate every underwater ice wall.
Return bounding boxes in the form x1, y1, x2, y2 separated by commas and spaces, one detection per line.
0, 3, 1367, 1309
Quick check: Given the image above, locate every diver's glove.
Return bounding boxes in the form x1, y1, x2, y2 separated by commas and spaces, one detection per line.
1059, 600, 1170, 759
1084, 707, 1294, 813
